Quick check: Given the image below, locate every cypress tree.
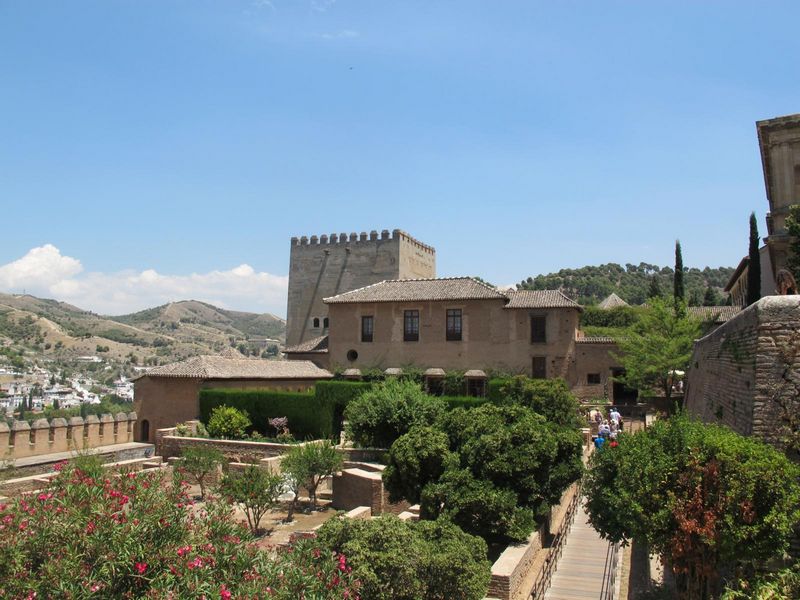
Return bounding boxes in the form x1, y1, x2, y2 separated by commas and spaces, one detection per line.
648, 275, 663, 298
703, 285, 718, 307
747, 212, 761, 306
674, 240, 685, 302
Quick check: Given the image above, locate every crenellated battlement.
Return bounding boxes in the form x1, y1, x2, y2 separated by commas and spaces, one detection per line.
0, 412, 137, 460
290, 228, 435, 255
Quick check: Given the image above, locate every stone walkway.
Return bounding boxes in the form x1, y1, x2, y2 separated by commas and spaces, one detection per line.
544, 501, 612, 600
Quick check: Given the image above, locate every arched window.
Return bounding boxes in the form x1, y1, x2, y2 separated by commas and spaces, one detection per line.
140, 419, 150, 442
313, 317, 320, 328
323, 317, 329, 328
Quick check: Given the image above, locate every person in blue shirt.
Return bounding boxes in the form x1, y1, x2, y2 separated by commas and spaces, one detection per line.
593, 436, 605, 450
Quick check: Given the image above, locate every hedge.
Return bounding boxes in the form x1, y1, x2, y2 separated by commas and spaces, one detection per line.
200, 389, 334, 440
487, 378, 512, 403
199, 381, 374, 441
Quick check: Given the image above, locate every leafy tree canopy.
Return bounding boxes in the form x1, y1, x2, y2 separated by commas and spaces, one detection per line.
584, 415, 800, 600
517, 262, 733, 306
316, 515, 491, 600
612, 297, 701, 400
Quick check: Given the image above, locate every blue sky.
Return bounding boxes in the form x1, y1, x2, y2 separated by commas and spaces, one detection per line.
1, 1, 799, 316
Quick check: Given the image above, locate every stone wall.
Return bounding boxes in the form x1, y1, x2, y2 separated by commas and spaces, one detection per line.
487, 527, 544, 600
286, 229, 436, 347
331, 464, 409, 516
156, 431, 312, 462
0, 412, 137, 460
685, 296, 800, 448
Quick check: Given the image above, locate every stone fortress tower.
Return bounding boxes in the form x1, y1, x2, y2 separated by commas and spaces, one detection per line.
285, 229, 436, 347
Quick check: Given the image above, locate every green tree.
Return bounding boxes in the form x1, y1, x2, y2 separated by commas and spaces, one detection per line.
747, 212, 762, 306
206, 405, 251, 439
498, 377, 581, 427
702, 285, 720, 307
612, 297, 701, 402
388, 404, 583, 546
219, 464, 283, 534
180, 445, 224, 499
674, 240, 685, 304
281, 441, 343, 519
786, 203, 800, 281
344, 378, 446, 448
584, 415, 800, 600
648, 274, 663, 298
384, 426, 455, 504
316, 515, 491, 600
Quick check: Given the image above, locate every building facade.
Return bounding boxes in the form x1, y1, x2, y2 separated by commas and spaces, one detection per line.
285, 229, 436, 348
757, 113, 800, 280
133, 355, 332, 441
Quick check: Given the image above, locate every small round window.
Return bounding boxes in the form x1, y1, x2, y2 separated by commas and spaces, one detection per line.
346, 349, 358, 362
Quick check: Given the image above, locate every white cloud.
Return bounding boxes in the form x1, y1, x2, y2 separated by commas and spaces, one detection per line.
311, 0, 336, 12
318, 29, 359, 40
0, 245, 288, 317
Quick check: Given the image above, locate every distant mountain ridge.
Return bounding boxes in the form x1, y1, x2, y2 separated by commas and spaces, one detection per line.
0, 293, 285, 365
517, 262, 735, 306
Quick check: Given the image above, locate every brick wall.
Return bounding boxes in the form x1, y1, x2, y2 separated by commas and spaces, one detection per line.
685, 296, 800, 448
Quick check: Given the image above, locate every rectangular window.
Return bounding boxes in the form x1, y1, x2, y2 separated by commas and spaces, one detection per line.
587, 373, 601, 384
446, 309, 462, 341
530, 316, 546, 344
404, 310, 419, 342
532, 356, 547, 379
361, 316, 374, 343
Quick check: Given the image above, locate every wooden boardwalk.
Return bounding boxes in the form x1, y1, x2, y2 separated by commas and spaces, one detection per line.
544, 501, 611, 600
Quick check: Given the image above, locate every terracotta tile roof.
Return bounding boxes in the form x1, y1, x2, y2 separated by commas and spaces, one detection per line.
283, 335, 329, 354
688, 306, 741, 323
134, 355, 332, 380
504, 290, 582, 310
598, 293, 629, 309
324, 277, 507, 304
576, 336, 617, 344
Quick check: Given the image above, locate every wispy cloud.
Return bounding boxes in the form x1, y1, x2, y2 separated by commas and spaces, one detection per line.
0, 245, 288, 316
311, 0, 336, 12
317, 29, 359, 40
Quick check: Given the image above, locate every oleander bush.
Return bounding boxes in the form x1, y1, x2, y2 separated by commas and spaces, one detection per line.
0, 457, 360, 598
206, 405, 251, 440
316, 515, 491, 600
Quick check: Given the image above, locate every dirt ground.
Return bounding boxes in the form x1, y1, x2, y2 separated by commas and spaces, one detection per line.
183, 481, 339, 546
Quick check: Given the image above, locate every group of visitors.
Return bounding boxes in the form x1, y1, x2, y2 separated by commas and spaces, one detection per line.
589, 406, 623, 450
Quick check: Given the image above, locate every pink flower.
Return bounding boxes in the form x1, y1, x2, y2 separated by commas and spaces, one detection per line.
220, 584, 232, 599
135, 562, 147, 575
177, 545, 192, 557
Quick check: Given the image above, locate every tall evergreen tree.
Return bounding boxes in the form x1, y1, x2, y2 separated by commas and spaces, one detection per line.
702, 285, 719, 307
674, 241, 685, 302
648, 275, 663, 298
747, 212, 761, 306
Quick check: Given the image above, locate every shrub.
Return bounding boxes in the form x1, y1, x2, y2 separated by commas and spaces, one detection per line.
219, 464, 284, 534
206, 405, 251, 439
384, 426, 455, 504
0, 459, 359, 598
180, 445, 224, 499
316, 515, 491, 600
281, 441, 344, 519
344, 378, 447, 448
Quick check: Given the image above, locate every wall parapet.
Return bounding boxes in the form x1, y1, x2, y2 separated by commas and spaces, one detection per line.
290, 229, 435, 254
1, 412, 137, 460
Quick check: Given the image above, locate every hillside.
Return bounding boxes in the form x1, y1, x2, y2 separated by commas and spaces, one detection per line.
517, 263, 735, 305
0, 293, 285, 370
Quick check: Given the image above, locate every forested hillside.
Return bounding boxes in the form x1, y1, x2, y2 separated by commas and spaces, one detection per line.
517, 263, 734, 305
